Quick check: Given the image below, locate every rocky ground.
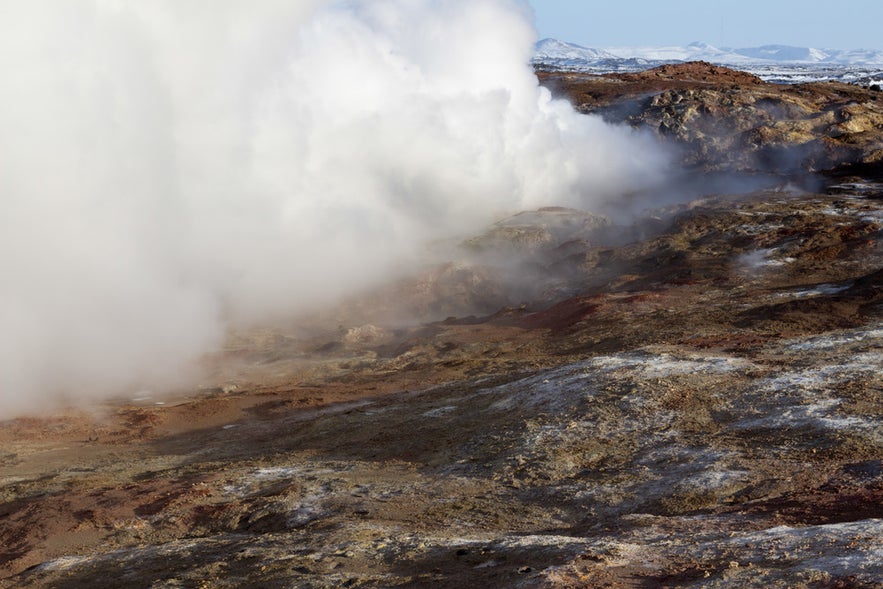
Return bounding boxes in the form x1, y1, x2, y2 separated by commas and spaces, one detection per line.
538, 61, 883, 176
2, 64, 883, 588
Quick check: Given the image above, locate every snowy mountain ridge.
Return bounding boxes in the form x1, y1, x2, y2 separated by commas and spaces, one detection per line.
535, 38, 883, 66
533, 39, 883, 84
532, 38, 620, 62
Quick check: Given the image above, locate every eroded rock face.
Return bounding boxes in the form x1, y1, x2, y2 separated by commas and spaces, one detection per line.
538, 62, 883, 175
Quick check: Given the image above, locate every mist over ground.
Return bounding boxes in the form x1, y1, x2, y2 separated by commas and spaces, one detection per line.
0, 0, 667, 416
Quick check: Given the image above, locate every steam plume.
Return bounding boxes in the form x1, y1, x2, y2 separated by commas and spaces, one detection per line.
0, 0, 666, 415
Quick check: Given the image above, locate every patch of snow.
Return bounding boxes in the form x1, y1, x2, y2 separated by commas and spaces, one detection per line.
253, 466, 307, 480
362, 408, 389, 416
37, 539, 207, 572
732, 519, 883, 567
818, 204, 866, 219
494, 534, 592, 549
787, 325, 883, 350
773, 283, 852, 299
675, 469, 749, 494
860, 209, 883, 223
33, 556, 90, 572
634, 447, 746, 500
589, 352, 753, 377
485, 364, 596, 412
640, 446, 732, 470
663, 520, 883, 586
736, 351, 882, 433
739, 398, 867, 431
829, 181, 883, 195
224, 464, 338, 497
485, 351, 752, 415
739, 248, 795, 270
763, 362, 881, 392
736, 222, 785, 236
286, 493, 326, 527
422, 406, 457, 418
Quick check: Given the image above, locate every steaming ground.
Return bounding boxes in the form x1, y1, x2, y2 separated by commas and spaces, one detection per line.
0, 1, 667, 416
3, 16, 883, 587
3, 185, 883, 587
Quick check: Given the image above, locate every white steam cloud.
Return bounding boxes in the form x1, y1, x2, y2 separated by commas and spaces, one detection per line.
0, 0, 665, 415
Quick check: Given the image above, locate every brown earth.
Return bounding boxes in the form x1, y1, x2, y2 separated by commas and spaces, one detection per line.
2, 66, 883, 588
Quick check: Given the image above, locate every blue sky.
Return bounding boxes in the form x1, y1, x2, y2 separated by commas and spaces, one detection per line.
529, 0, 883, 50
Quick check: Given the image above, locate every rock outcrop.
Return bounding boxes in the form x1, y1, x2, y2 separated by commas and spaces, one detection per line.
538, 62, 883, 175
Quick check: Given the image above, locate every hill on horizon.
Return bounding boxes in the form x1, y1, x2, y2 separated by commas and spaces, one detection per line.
534, 37, 883, 67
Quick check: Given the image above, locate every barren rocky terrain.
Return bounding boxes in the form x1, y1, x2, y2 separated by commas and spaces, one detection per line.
538, 62, 883, 176
2, 64, 883, 588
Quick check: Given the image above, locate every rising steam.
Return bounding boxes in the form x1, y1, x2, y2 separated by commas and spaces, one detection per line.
0, 0, 666, 415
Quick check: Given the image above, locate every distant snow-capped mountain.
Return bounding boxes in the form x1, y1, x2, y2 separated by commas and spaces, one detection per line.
534, 38, 883, 67
532, 39, 883, 83
533, 38, 657, 73
731, 44, 831, 62
598, 41, 755, 64
533, 38, 619, 62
